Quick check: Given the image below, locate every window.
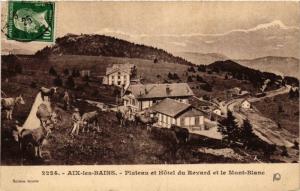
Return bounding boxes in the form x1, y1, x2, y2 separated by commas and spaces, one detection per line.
184, 117, 190, 126
163, 115, 166, 123
199, 116, 204, 125
176, 118, 181, 126
158, 114, 162, 125
190, 117, 195, 126
172, 118, 176, 124
167, 116, 171, 125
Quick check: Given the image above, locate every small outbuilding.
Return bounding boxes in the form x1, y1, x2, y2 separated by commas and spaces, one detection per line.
150, 98, 205, 131
241, 99, 251, 109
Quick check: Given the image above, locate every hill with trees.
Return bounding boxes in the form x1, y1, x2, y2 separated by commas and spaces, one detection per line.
207, 60, 299, 88
35, 34, 193, 66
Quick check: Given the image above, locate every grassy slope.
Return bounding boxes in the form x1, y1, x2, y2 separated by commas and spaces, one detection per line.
1, 55, 274, 164
2, 106, 242, 165
48, 55, 255, 100
252, 94, 299, 135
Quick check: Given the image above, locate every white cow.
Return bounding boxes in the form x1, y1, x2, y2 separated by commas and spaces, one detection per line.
1, 95, 25, 120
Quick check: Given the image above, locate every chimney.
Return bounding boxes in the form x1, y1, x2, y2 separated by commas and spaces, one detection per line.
145, 88, 148, 94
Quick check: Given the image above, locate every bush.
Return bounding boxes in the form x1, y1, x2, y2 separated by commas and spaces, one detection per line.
53, 76, 63, 86
72, 68, 80, 77
200, 83, 213, 92
198, 65, 206, 72
49, 66, 57, 76
7, 62, 23, 76
187, 76, 193, 82
30, 81, 37, 88
63, 68, 69, 76
83, 75, 89, 82
188, 66, 196, 73
202, 95, 210, 101
66, 76, 75, 89
196, 75, 205, 82
281, 147, 289, 157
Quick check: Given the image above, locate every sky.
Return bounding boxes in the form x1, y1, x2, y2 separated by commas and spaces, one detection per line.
56, 1, 300, 36
1, 1, 300, 56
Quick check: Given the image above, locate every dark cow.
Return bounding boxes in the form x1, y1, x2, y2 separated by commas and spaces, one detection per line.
170, 125, 190, 144
81, 110, 100, 132
134, 112, 158, 131
13, 105, 60, 159
14, 124, 48, 158
1, 95, 25, 120
40, 87, 57, 102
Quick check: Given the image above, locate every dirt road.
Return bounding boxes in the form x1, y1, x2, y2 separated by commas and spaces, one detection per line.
226, 86, 298, 147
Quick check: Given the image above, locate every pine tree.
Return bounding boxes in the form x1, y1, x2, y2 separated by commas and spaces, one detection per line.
49, 66, 57, 76
240, 119, 255, 147
53, 75, 63, 86
63, 68, 69, 76
187, 76, 193, 82
218, 111, 240, 145
66, 76, 75, 89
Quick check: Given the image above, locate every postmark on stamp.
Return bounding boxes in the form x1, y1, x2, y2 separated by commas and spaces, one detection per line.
7, 1, 55, 42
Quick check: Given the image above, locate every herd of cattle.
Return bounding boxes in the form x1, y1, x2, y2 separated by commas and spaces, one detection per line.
1, 86, 192, 160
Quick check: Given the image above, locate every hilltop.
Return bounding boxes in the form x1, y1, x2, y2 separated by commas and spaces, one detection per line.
176, 52, 299, 78
173, 52, 229, 65
235, 56, 299, 78
36, 34, 193, 66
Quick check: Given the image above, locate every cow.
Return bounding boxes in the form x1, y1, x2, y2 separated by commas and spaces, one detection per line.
12, 107, 60, 159
170, 125, 190, 144
134, 111, 158, 131
1, 95, 25, 120
81, 110, 100, 132
14, 124, 48, 158
40, 87, 57, 102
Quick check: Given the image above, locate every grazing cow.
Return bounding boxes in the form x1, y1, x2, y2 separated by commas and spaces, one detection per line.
40, 87, 57, 102
1, 95, 25, 120
12, 107, 60, 159
81, 110, 100, 132
14, 125, 48, 158
134, 112, 158, 131
170, 125, 190, 144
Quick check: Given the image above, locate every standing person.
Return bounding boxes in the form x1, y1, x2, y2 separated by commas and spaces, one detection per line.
63, 90, 70, 111
116, 109, 122, 127
71, 108, 81, 137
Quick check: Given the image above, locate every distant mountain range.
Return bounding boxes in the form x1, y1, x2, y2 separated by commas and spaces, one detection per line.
173, 52, 229, 65
173, 51, 299, 78
97, 20, 300, 60
235, 56, 299, 78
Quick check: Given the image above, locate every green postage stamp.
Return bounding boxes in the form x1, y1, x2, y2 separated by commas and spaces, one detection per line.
7, 1, 55, 42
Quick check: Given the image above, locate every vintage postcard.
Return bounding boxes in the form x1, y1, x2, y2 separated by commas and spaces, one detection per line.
1, 1, 299, 191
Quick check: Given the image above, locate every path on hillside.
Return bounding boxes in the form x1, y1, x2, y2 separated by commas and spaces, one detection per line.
225, 86, 299, 162
226, 86, 298, 148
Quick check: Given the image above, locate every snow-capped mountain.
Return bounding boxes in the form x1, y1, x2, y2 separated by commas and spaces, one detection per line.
97, 20, 300, 60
